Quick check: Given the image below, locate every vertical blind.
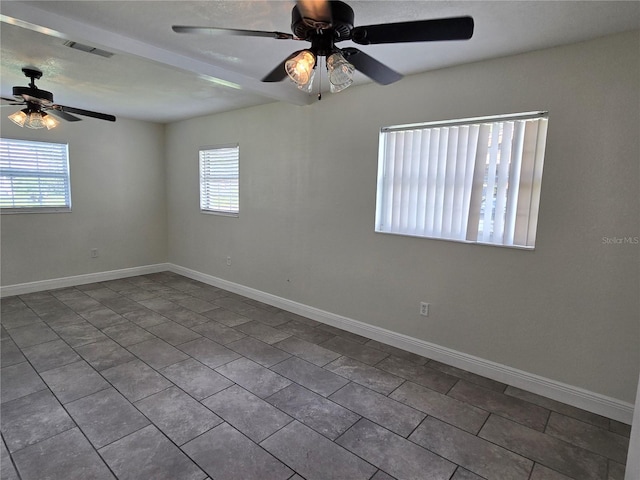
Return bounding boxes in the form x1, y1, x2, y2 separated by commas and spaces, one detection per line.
199, 145, 239, 216
0, 138, 71, 212
375, 112, 548, 248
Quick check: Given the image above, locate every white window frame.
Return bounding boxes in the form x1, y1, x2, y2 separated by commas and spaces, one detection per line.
0, 138, 71, 214
199, 144, 239, 217
375, 111, 548, 249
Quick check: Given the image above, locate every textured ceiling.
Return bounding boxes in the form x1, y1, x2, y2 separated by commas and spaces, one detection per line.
1, 1, 639, 123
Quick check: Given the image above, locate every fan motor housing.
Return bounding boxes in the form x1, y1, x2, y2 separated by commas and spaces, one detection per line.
291, 0, 354, 41
13, 86, 53, 103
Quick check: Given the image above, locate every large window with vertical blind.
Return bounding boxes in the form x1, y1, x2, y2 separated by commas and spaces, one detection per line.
375, 112, 548, 248
0, 138, 71, 213
199, 144, 239, 216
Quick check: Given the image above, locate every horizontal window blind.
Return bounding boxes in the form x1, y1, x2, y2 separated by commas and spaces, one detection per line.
0, 138, 71, 213
199, 145, 239, 216
375, 112, 548, 248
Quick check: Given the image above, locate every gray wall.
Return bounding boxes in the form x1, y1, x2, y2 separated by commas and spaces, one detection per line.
165, 31, 639, 403
0, 116, 167, 284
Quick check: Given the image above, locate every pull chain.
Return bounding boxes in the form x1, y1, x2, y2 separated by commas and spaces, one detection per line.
317, 56, 322, 101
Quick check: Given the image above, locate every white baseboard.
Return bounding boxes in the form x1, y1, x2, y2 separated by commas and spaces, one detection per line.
169, 263, 634, 425
0, 263, 171, 298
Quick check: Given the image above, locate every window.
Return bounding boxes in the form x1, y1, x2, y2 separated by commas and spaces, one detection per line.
199, 144, 239, 216
375, 112, 548, 248
0, 138, 71, 213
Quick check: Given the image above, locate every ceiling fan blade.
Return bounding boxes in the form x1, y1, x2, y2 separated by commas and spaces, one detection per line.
351, 16, 474, 45
52, 104, 116, 122
172, 25, 295, 40
261, 50, 305, 82
296, 0, 332, 28
2, 96, 22, 103
46, 108, 82, 122
341, 47, 403, 85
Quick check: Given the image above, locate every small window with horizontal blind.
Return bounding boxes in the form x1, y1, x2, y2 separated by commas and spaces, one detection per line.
199, 144, 239, 216
0, 138, 71, 213
375, 111, 548, 248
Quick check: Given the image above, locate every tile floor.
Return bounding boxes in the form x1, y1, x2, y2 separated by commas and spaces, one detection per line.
0, 271, 631, 480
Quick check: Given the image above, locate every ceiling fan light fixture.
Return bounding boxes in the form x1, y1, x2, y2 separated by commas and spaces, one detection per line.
327, 51, 355, 93
285, 50, 316, 88
7, 108, 59, 130
8, 109, 28, 127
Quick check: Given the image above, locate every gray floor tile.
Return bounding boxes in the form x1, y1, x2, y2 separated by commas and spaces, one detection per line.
271, 356, 349, 396
545, 412, 629, 464
330, 382, 425, 437
451, 468, 485, 480
61, 295, 104, 314
410, 416, 533, 479
100, 296, 144, 315
376, 355, 458, 394
39, 309, 86, 330
5, 320, 58, 348
191, 320, 247, 344
122, 309, 169, 328
242, 307, 289, 326
216, 357, 291, 398
505, 385, 610, 429
321, 335, 389, 365
101, 321, 156, 346
99, 425, 205, 480
177, 337, 241, 368
0, 308, 40, 330
0, 337, 26, 367
279, 322, 336, 344
324, 356, 404, 395
127, 337, 190, 369
235, 320, 292, 344
135, 386, 221, 445
336, 419, 456, 480
160, 358, 233, 400
56, 322, 108, 347
203, 385, 292, 442
273, 335, 341, 366
0, 438, 19, 480
176, 296, 218, 313
428, 360, 508, 392
316, 324, 371, 344
13, 428, 115, 480
267, 384, 360, 440
166, 308, 215, 328
202, 308, 251, 327
146, 320, 202, 345
74, 338, 137, 371
261, 421, 376, 480
608, 461, 626, 480
610, 419, 632, 438
0, 361, 47, 404
1, 389, 75, 453
390, 381, 489, 434
138, 297, 184, 316
22, 339, 80, 372
41, 360, 110, 404
227, 336, 291, 367
364, 340, 429, 365
66, 387, 149, 449
184, 422, 293, 480
449, 380, 550, 431
479, 414, 608, 480
81, 308, 128, 329
101, 359, 172, 402
370, 471, 396, 480
529, 464, 574, 480
213, 297, 256, 314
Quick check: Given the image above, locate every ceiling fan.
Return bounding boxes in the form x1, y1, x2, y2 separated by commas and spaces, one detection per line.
173, 0, 474, 94
1, 67, 116, 130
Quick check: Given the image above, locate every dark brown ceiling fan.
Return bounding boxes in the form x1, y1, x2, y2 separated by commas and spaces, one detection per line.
1, 67, 116, 129
173, 0, 474, 93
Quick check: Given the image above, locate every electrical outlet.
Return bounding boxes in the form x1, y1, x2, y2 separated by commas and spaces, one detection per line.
226, 256, 232, 266
90, 248, 98, 258
420, 302, 430, 317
